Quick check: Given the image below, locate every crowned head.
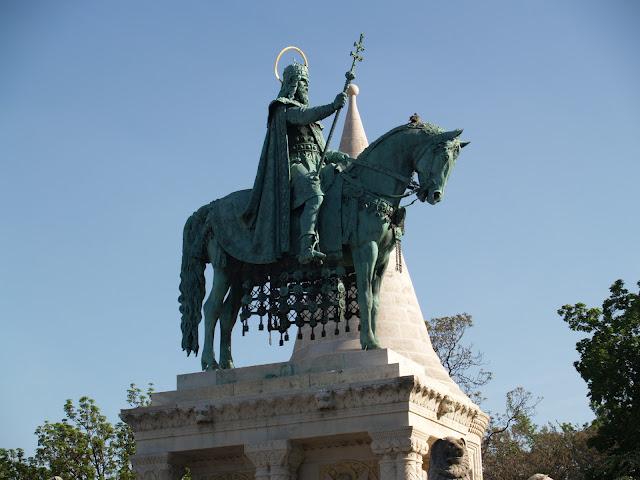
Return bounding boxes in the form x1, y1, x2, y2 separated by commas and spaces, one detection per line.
277, 62, 309, 105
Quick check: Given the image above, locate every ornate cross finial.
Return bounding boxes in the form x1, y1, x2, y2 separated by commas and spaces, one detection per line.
349, 33, 365, 67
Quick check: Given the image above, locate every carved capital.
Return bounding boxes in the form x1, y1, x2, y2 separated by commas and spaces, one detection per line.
245, 439, 290, 468
131, 453, 183, 480
245, 440, 303, 479
370, 427, 429, 456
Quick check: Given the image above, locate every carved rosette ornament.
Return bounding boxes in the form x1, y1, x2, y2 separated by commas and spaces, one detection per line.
370, 428, 429, 480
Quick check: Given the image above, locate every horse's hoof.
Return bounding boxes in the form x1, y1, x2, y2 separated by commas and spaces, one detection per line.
220, 359, 235, 370
361, 338, 381, 350
201, 358, 219, 371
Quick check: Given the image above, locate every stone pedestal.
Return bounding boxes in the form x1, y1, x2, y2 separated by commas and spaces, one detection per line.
122, 349, 488, 479
123, 82, 488, 479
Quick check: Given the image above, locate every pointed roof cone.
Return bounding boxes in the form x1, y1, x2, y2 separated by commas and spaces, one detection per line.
290, 85, 468, 400
338, 84, 368, 158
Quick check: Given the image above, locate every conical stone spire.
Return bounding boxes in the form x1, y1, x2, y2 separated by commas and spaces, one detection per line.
338, 84, 368, 157
290, 84, 467, 399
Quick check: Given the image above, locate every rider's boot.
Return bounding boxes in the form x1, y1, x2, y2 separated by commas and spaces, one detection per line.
298, 234, 326, 264
298, 195, 326, 264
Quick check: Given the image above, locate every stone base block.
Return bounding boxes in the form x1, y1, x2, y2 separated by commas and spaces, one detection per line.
122, 349, 488, 479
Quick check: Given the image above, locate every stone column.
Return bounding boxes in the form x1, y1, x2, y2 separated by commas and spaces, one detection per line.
370, 428, 429, 480
131, 453, 183, 480
468, 412, 489, 480
245, 440, 304, 480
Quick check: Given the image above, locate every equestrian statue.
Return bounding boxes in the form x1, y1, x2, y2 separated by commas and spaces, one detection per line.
179, 39, 468, 370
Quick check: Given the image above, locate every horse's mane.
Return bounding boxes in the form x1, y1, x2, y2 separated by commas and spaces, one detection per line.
356, 121, 445, 162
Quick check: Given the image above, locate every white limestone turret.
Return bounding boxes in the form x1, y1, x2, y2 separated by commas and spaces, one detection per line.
338, 83, 368, 157
290, 84, 467, 399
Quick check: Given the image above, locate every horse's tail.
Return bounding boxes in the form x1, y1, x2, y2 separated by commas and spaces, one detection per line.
178, 203, 212, 356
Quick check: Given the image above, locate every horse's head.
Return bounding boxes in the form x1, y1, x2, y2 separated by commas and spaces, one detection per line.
415, 129, 469, 204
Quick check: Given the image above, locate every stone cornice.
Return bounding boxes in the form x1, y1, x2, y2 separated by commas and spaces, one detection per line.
121, 375, 487, 436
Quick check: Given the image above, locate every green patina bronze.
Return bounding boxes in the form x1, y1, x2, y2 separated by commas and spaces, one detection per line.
178, 46, 468, 371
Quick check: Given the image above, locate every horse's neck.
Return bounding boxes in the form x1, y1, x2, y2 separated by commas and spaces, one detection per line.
354, 130, 416, 202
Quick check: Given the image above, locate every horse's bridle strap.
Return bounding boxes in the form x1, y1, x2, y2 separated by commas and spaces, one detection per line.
348, 158, 412, 185
341, 171, 418, 200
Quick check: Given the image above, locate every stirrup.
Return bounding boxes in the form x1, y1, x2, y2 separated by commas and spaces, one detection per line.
298, 235, 326, 264
298, 248, 326, 265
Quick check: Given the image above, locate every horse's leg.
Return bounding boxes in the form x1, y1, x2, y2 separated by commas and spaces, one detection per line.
219, 282, 241, 369
352, 241, 381, 350
201, 248, 230, 371
370, 252, 391, 338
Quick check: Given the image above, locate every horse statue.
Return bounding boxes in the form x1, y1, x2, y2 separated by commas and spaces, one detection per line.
179, 119, 468, 370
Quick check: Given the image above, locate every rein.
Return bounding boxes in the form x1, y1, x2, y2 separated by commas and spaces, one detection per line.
344, 158, 421, 200
341, 156, 423, 273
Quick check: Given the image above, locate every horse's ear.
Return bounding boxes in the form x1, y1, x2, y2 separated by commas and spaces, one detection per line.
440, 129, 463, 142
460, 141, 470, 148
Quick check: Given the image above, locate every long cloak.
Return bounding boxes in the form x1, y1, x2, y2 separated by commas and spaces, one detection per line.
238, 98, 299, 263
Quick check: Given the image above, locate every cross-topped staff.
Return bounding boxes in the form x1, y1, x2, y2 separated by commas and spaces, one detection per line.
320, 33, 365, 163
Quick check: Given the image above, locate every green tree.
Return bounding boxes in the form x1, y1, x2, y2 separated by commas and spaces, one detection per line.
427, 314, 603, 480
1, 384, 196, 480
426, 314, 493, 403
559, 279, 640, 478
0, 448, 50, 480
32, 383, 154, 480
483, 417, 604, 480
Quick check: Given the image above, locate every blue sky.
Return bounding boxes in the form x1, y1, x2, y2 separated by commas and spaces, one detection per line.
1, 0, 638, 453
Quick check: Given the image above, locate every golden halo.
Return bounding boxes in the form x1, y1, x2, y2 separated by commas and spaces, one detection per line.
274, 46, 308, 83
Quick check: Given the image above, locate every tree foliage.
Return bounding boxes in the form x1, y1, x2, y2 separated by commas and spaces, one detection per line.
559, 279, 640, 478
483, 419, 605, 480
0, 384, 154, 480
426, 313, 493, 403
427, 314, 605, 480
0, 448, 50, 480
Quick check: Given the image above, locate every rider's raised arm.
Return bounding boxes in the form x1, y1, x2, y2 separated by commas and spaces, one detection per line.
285, 92, 347, 125
285, 103, 336, 125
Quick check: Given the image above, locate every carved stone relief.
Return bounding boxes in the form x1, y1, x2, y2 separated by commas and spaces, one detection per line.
320, 460, 379, 480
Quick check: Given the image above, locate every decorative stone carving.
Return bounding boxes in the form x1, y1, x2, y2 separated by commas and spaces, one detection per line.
320, 459, 379, 479
437, 395, 454, 418
427, 437, 471, 480
315, 388, 336, 410
370, 428, 429, 456
195, 405, 216, 424
131, 453, 184, 480
468, 413, 490, 438
123, 376, 486, 437
370, 428, 429, 480
244, 440, 304, 480
121, 406, 196, 432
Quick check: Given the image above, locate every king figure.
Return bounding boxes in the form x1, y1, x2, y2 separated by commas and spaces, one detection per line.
241, 62, 348, 264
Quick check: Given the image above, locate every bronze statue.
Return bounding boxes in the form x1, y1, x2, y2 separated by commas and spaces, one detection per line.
178, 40, 468, 370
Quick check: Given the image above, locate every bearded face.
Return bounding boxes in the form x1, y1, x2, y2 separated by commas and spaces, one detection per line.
294, 76, 309, 105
